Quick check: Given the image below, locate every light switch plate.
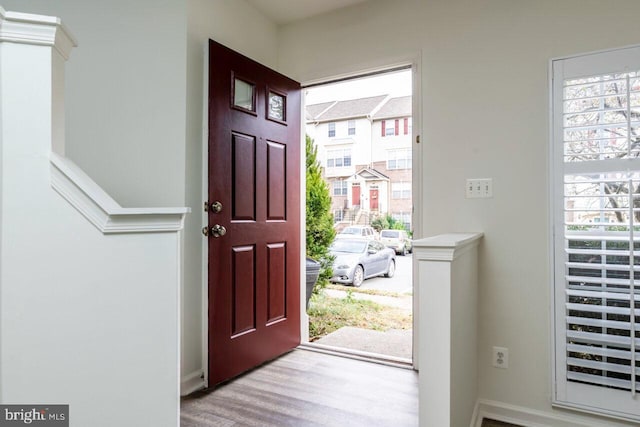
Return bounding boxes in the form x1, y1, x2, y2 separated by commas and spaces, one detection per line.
466, 178, 493, 198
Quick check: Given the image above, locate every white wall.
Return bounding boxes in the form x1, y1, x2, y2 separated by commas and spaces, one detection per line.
279, 0, 640, 425
182, 0, 279, 392
1, 0, 188, 208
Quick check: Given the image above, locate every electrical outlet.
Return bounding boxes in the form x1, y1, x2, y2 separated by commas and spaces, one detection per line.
466, 178, 493, 198
493, 346, 508, 369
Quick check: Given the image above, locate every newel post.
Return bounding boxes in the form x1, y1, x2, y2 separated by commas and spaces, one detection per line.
414, 232, 483, 427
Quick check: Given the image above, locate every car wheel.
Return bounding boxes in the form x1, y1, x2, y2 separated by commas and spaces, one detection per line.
352, 265, 364, 287
401, 245, 407, 256
384, 259, 396, 278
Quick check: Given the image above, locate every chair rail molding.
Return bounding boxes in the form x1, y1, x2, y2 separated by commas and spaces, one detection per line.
51, 153, 189, 233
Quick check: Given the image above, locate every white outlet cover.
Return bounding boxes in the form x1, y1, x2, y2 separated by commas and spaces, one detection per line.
493, 346, 508, 369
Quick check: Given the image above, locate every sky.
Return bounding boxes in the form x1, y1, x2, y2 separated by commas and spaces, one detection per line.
304, 69, 411, 106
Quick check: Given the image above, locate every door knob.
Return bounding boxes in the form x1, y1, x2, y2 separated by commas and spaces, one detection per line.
210, 201, 223, 213
210, 224, 226, 237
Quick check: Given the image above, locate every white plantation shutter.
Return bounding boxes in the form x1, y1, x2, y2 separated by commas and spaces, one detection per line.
553, 46, 640, 421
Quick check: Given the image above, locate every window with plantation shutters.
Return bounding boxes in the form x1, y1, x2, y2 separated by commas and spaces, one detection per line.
552, 45, 640, 421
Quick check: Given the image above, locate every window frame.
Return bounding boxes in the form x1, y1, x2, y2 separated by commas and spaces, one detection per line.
332, 180, 348, 196
391, 182, 411, 199
328, 122, 336, 137
384, 120, 395, 136
550, 45, 640, 423
348, 120, 356, 136
387, 148, 412, 170
327, 148, 352, 169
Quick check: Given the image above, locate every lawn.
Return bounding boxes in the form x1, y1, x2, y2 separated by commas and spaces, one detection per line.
307, 290, 412, 342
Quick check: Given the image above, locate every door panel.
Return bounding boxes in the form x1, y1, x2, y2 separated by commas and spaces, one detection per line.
208, 40, 301, 386
231, 245, 256, 337
231, 133, 256, 221
266, 141, 286, 220
266, 242, 286, 323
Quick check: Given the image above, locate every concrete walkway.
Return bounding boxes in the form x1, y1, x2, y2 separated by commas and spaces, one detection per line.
324, 288, 413, 310
315, 326, 413, 359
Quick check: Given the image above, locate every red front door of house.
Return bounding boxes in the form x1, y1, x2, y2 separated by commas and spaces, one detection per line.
207, 40, 301, 386
370, 188, 379, 211
352, 184, 360, 208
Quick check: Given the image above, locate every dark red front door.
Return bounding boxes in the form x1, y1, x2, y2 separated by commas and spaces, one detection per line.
370, 188, 379, 211
207, 40, 301, 386
352, 184, 360, 208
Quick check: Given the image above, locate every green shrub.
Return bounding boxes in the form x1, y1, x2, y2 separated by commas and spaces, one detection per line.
306, 135, 335, 292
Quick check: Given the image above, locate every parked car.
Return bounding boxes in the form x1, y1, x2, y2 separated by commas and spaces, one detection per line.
379, 229, 412, 255
329, 238, 396, 287
335, 225, 377, 240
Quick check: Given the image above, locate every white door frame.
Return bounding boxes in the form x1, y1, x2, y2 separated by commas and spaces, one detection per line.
299, 53, 423, 370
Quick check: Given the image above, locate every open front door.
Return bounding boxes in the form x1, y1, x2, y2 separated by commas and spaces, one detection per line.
207, 40, 301, 386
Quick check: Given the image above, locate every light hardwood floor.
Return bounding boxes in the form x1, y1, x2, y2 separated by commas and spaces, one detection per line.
181, 349, 418, 426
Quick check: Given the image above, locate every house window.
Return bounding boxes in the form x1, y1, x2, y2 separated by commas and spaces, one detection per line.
387, 149, 411, 170
392, 212, 411, 231
327, 149, 352, 168
384, 120, 395, 136
328, 122, 336, 137
348, 120, 356, 136
334, 210, 344, 222
333, 180, 348, 196
551, 46, 640, 421
391, 182, 411, 199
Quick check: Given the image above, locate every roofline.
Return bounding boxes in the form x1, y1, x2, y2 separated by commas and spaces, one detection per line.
314, 114, 373, 124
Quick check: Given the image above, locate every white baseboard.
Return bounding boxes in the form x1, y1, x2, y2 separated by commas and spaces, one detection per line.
471, 399, 611, 427
181, 370, 205, 396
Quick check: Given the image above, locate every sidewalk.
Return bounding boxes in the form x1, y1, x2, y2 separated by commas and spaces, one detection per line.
323, 288, 413, 310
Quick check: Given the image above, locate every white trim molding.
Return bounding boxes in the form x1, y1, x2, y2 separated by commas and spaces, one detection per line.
0, 6, 76, 59
181, 370, 205, 396
472, 399, 613, 427
51, 153, 189, 234
412, 232, 483, 262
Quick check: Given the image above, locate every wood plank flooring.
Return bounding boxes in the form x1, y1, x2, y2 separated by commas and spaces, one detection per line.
181, 349, 418, 427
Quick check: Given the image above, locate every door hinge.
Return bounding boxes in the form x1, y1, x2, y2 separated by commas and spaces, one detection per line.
416, 135, 420, 144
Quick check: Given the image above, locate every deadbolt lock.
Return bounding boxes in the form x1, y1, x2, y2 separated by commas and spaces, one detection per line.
210, 201, 223, 213
204, 200, 223, 213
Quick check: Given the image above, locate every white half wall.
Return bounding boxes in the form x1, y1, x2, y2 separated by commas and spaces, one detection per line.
278, 0, 640, 425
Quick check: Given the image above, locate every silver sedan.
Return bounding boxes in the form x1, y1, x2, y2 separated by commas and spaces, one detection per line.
329, 238, 396, 287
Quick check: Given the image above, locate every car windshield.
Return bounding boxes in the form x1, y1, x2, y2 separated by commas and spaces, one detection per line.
381, 230, 399, 238
340, 227, 361, 235
330, 240, 367, 254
